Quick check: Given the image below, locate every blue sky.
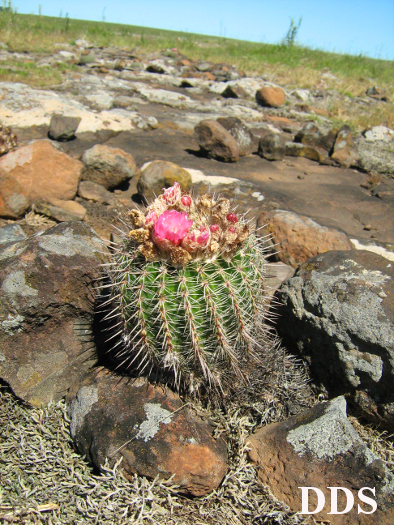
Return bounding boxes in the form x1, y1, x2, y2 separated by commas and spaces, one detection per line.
12, 0, 394, 59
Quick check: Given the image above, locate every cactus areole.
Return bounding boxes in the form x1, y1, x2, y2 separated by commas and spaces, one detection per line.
104, 182, 272, 395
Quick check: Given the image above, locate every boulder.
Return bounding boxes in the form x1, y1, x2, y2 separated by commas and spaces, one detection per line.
256, 86, 286, 108
331, 125, 360, 168
258, 132, 285, 161
366, 86, 388, 101
0, 140, 82, 202
257, 210, 352, 267
137, 160, 192, 202
248, 397, 394, 524
34, 198, 87, 222
194, 120, 239, 162
81, 145, 138, 190
48, 114, 81, 141
0, 221, 107, 406
275, 250, 394, 430
216, 117, 255, 156
67, 370, 228, 496
0, 170, 30, 219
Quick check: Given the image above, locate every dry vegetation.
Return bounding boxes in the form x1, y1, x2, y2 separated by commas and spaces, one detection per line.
0, 10, 392, 129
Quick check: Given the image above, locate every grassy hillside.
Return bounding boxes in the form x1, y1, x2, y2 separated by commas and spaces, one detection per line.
0, 10, 393, 129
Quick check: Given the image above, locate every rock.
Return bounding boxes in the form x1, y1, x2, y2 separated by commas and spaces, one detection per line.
81, 145, 138, 190
355, 132, 394, 176
258, 132, 285, 161
0, 170, 30, 219
132, 114, 158, 130
366, 86, 388, 101
48, 114, 81, 141
256, 86, 286, 108
194, 120, 239, 162
0, 223, 27, 245
138, 160, 192, 202
290, 88, 310, 102
285, 141, 330, 163
275, 250, 394, 430
363, 125, 394, 143
257, 210, 352, 267
0, 221, 107, 406
67, 370, 228, 496
331, 125, 360, 168
247, 396, 394, 524
197, 62, 211, 72
34, 198, 87, 222
0, 122, 17, 156
294, 122, 337, 153
221, 84, 250, 99
78, 181, 115, 205
0, 140, 82, 202
216, 117, 255, 156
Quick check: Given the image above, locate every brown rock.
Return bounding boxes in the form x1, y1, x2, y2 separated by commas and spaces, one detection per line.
216, 117, 255, 156
331, 125, 360, 168
34, 198, 87, 222
247, 397, 394, 524
81, 145, 138, 190
78, 180, 115, 205
0, 170, 30, 219
0, 140, 82, 202
194, 120, 239, 162
0, 221, 107, 406
137, 160, 192, 202
221, 85, 250, 99
67, 370, 228, 496
203, 71, 215, 81
256, 86, 286, 108
258, 209, 352, 267
285, 141, 330, 163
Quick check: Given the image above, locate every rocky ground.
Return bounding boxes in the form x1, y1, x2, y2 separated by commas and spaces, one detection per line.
0, 39, 394, 524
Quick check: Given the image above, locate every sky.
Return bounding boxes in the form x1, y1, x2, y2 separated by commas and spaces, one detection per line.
11, 0, 394, 60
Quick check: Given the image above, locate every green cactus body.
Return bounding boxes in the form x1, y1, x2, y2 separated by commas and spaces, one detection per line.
104, 183, 272, 394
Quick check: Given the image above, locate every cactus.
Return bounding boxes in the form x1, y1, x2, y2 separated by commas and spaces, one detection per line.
103, 182, 274, 394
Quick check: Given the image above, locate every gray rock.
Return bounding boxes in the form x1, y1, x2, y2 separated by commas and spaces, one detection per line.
331, 125, 360, 168
275, 250, 394, 430
0, 221, 107, 406
258, 132, 285, 161
67, 370, 228, 497
248, 396, 394, 523
48, 114, 81, 141
356, 132, 394, 176
0, 223, 27, 245
216, 117, 255, 156
81, 145, 139, 190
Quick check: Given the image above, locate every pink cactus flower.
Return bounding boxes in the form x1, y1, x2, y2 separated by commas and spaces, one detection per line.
153, 210, 193, 246
162, 182, 181, 205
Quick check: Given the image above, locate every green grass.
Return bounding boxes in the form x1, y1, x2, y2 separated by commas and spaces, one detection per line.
0, 11, 393, 128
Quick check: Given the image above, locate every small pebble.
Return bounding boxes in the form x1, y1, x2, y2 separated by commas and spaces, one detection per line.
363, 224, 372, 231
297, 175, 305, 180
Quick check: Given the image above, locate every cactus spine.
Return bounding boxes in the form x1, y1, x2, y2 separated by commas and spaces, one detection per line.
104, 182, 273, 394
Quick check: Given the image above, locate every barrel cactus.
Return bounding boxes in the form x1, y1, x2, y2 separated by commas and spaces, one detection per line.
103, 182, 274, 395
